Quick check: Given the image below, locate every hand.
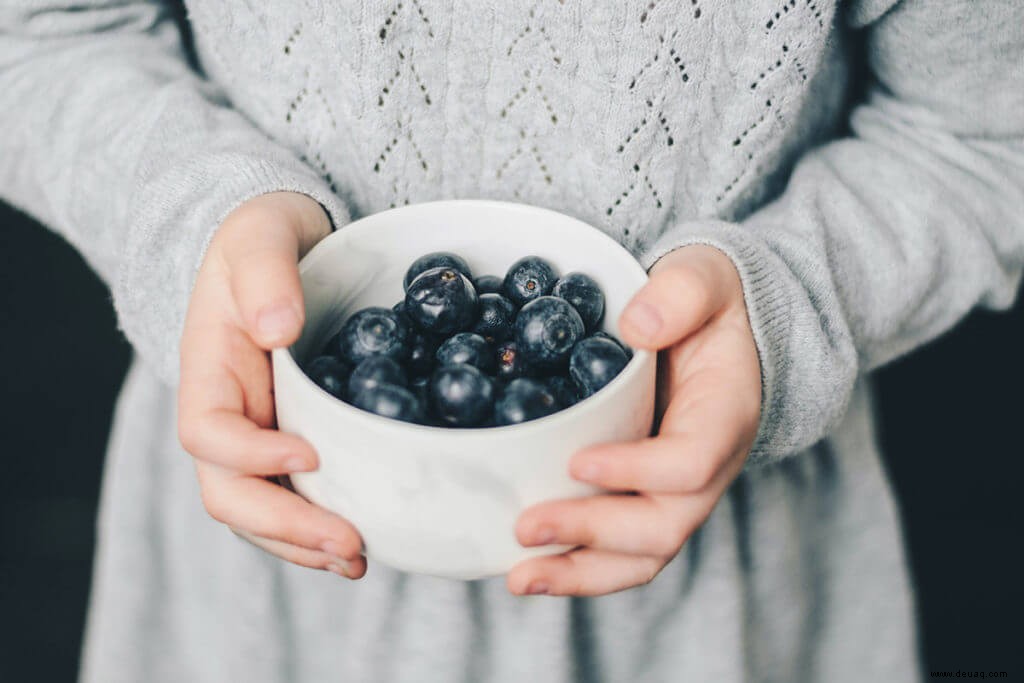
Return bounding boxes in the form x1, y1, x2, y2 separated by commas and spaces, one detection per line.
178, 191, 366, 579
507, 245, 761, 596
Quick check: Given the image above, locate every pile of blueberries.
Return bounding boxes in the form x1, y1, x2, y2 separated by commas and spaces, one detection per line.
302, 252, 633, 428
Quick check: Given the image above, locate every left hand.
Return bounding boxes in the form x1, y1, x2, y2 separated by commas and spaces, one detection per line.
507, 245, 762, 597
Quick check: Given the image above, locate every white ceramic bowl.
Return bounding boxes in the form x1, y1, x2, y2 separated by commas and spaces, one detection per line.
272, 200, 656, 580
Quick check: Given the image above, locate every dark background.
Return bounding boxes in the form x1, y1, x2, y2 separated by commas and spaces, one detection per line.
1, 200, 1021, 681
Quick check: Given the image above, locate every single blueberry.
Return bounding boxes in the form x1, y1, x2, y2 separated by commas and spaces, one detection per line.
351, 384, 425, 424
304, 355, 351, 400
494, 340, 526, 381
493, 378, 560, 426
514, 296, 585, 370
436, 332, 495, 373
472, 293, 516, 344
430, 364, 495, 428
405, 267, 480, 335
392, 300, 414, 327
348, 356, 407, 399
503, 256, 558, 307
543, 375, 582, 409
570, 336, 630, 398
334, 306, 410, 365
590, 330, 634, 360
407, 332, 440, 377
403, 252, 473, 291
552, 272, 605, 332
472, 274, 504, 295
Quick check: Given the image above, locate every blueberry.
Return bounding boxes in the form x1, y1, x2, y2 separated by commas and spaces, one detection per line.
430, 364, 495, 428
348, 356, 407, 399
351, 384, 425, 424
514, 296, 585, 370
304, 355, 351, 400
392, 300, 414, 327
543, 375, 582, 409
569, 336, 630, 398
405, 267, 480, 335
403, 252, 473, 291
503, 256, 558, 307
472, 293, 516, 344
334, 306, 410, 364
552, 272, 605, 332
436, 332, 495, 373
472, 274, 504, 295
407, 332, 440, 376
590, 330, 633, 359
493, 378, 560, 426
494, 340, 526, 380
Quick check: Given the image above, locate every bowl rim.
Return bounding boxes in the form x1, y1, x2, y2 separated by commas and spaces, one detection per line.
271, 199, 655, 443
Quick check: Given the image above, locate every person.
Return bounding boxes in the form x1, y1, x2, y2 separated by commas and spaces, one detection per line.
2, 1, 1022, 681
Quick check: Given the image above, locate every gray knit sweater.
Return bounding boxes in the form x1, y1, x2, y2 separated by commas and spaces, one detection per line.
2, 1, 1022, 682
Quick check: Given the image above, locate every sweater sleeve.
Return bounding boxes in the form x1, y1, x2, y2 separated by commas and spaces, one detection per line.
640, 0, 1024, 466
0, 0, 351, 385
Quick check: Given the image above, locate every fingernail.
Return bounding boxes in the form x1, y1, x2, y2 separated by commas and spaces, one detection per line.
326, 562, 350, 578
284, 455, 316, 472
525, 581, 549, 595
573, 461, 602, 483
257, 305, 300, 344
623, 301, 662, 340
532, 527, 556, 546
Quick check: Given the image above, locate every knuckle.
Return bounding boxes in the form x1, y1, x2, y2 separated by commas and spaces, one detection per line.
640, 560, 663, 586
652, 532, 683, 559
687, 458, 718, 491
657, 264, 705, 300
177, 415, 204, 455
200, 489, 231, 525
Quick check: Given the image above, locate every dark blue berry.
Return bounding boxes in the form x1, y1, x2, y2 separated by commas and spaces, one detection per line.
514, 296, 585, 370
472, 293, 516, 344
392, 300, 414, 327
436, 332, 495, 373
503, 256, 558, 307
472, 274, 504, 295
351, 384, 424, 424
407, 332, 440, 377
348, 356, 407, 399
493, 378, 560, 426
304, 355, 351, 400
552, 272, 605, 332
335, 306, 410, 364
590, 330, 633, 359
543, 375, 582, 409
570, 336, 630, 398
430, 364, 495, 428
404, 252, 473, 290
405, 267, 480, 335
494, 340, 526, 380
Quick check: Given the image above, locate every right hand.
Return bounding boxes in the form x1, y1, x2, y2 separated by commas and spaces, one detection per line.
177, 191, 366, 579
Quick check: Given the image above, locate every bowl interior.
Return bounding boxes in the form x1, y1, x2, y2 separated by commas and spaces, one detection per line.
291, 200, 648, 382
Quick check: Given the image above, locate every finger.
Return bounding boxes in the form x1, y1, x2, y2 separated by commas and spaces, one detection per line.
179, 408, 318, 475
222, 219, 306, 350
569, 371, 751, 493
515, 494, 710, 559
231, 528, 367, 579
618, 245, 734, 350
196, 461, 363, 561
507, 548, 666, 597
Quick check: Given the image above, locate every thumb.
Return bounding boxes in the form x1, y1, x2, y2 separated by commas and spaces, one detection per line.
223, 218, 306, 350
619, 245, 733, 350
